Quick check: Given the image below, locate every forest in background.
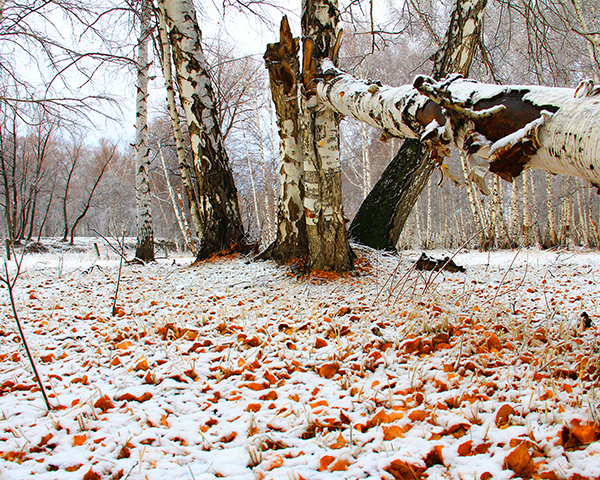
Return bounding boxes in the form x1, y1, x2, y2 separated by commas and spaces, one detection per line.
1, 0, 599, 253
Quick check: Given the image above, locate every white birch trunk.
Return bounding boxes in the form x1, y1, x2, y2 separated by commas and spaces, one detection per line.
158, 142, 196, 254
317, 66, 600, 188
301, 0, 352, 272
262, 16, 307, 262
243, 132, 261, 237
522, 171, 531, 247
425, 177, 433, 249
254, 100, 274, 244
545, 172, 558, 246
560, 178, 572, 245
156, 1, 203, 238
134, 0, 154, 262
460, 154, 487, 248
361, 122, 371, 200
161, 0, 244, 259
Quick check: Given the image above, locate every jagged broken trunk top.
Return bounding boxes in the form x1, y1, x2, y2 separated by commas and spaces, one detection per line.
263, 17, 308, 263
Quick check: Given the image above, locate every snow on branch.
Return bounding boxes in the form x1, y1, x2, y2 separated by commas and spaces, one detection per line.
318, 60, 600, 189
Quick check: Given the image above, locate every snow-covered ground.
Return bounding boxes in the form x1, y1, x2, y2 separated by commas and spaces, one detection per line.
1, 239, 599, 479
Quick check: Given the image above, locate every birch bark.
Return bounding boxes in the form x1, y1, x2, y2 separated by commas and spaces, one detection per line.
134, 0, 154, 262
301, 0, 353, 272
318, 68, 600, 188
545, 172, 558, 246
156, 0, 203, 239
160, 0, 244, 260
261, 16, 308, 262
158, 142, 196, 254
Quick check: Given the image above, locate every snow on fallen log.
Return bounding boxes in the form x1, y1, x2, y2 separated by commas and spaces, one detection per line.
318, 59, 600, 189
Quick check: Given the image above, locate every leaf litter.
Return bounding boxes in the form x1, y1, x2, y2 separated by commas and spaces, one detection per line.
0, 241, 599, 479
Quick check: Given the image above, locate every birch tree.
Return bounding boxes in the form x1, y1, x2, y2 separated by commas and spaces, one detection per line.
159, 0, 244, 260
155, 0, 204, 242
300, 0, 353, 272
317, 63, 600, 192
134, 0, 154, 262
262, 17, 307, 262
263, 4, 353, 272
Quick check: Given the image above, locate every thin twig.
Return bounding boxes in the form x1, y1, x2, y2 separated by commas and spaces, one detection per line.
491, 246, 523, 307
92, 228, 128, 260
422, 227, 485, 295
112, 231, 126, 316
1, 247, 52, 411
372, 252, 403, 306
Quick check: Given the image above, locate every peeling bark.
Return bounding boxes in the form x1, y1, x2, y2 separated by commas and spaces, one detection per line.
261, 16, 308, 262
319, 67, 600, 190
161, 0, 244, 260
156, 0, 203, 240
301, 0, 353, 272
134, 0, 154, 262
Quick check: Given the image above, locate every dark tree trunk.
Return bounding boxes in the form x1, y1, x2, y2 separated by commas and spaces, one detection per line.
350, 139, 433, 249
350, 0, 487, 250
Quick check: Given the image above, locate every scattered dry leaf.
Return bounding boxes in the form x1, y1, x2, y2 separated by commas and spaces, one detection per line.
504, 444, 534, 478
496, 404, 515, 428
384, 459, 425, 480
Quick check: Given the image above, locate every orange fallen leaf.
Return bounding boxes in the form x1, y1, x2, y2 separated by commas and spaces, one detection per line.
65, 464, 83, 472
244, 382, 267, 391
310, 400, 329, 409
496, 404, 515, 427
570, 419, 599, 445
220, 431, 237, 443
265, 454, 284, 471
116, 340, 132, 350
110, 356, 122, 367
486, 333, 501, 350
38, 433, 54, 447
384, 459, 425, 480
259, 390, 278, 401
116, 392, 153, 403
83, 468, 102, 480
539, 471, 559, 480
424, 445, 444, 467
71, 375, 89, 385
331, 433, 346, 449
408, 410, 427, 422
404, 337, 422, 354
94, 395, 115, 412
246, 403, 261, 412
134, 357, 149, 371
319, 455, 335, 471
315, 337, 328, 348
372, 408, 404, 425
72, 434, 87, 446
504, 444, 534, 478
318, 362, 339, 379
383, 425, 405, 440
457, 440, 472, 456
330, 458, 350, 471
